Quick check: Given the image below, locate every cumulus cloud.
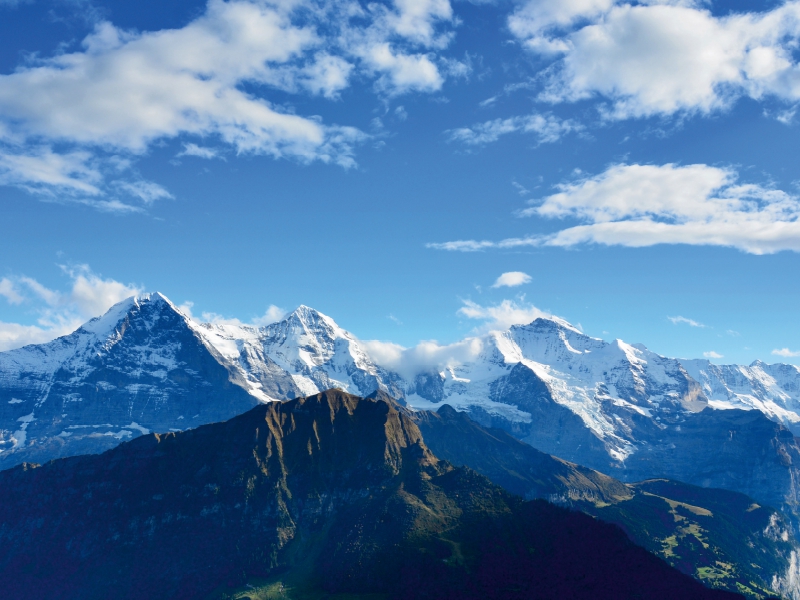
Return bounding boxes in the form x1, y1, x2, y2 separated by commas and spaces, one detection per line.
198, 305, 286, 327
361, 297, 559, 377
458, 298, 554, 332
0, 0, 460, 206
429, 163, 800, 254
668, 315, 706, 328
703, 351, 724, 359
448, 113, 581, 146
773, 348, 800, 358
0, 266, 142, 351
492, 271, 532, 288
510, 0, 800, 118
361, 336, 484, 380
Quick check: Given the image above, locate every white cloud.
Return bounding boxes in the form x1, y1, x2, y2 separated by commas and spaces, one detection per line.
0, 266, 142, 351
361, 297, 560, 377
668, 315, 706, 328
0, 0, 461, 205
458, 298, 554, 332
64, 266, 143, 318
430, 163, 800, 254
448, 113, 581, 146
0, 278, 23, 305
199, 304, 286, 327
113, 180, 173, 204
427, 236, 538, 252
299, 53, 354, 98
252, 305, 287, 326
773, 348, 800, 358
177, 143, 220, 160
0, 321, 77, 352
492, 271, 532, 288
510, 0, 800, 118
529, 163, 800, 254
0, 147, 103, 196
703, 350, 724, 359
361, 336, 484, 380
363, 44, 443, 94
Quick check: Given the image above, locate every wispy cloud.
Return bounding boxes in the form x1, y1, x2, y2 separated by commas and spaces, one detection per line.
458, 297, 555, 332
448, 113, 581, 146
668, 315, 706, 328
703, 351, 724, 359
177, 143, 221, 160
429, 163, 800, 255
361, 297, 564, 378
191, 305, 287, 328
0, 0, 463, 208
773, 348, 800, 358
0, 278, 24, 305
0, 265, 142, 351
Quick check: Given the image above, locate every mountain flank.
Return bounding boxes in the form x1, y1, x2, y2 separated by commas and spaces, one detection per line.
0, 390, 739, 600
413, 403, 797, 599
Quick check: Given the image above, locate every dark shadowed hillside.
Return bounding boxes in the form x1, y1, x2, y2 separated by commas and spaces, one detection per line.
0, 390, 741, 600
414, 403, 794, 599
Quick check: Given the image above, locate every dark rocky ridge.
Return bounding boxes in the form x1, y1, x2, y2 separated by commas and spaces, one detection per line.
0, 390, 739, 600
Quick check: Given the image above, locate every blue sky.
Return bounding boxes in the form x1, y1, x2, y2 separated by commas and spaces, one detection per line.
1, 0, 800, 366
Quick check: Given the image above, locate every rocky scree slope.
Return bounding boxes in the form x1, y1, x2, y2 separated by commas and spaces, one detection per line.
0, 390, 741, 600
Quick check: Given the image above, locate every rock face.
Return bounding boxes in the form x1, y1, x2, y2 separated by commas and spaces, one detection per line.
0, 391, 740, 600
0, 293, 258, 469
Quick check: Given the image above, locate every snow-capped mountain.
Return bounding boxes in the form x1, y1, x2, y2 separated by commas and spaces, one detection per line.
191, 305, 405, 403
682, 358, 800, 433
404, 318, 708, 465
3, 291, 800, 522
0, 293, 259, 468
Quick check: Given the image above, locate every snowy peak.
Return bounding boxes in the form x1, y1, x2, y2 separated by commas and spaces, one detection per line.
0, 291, 258, 468
79, 292, 185, 340
509, 318, 607, 367
191, 304, 403, 403
680, 357, 800, 433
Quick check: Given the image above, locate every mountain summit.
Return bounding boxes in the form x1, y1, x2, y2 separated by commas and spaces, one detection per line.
0, 292, 258, 468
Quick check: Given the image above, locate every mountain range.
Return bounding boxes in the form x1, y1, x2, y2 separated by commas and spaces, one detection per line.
2, 292, 800, 524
